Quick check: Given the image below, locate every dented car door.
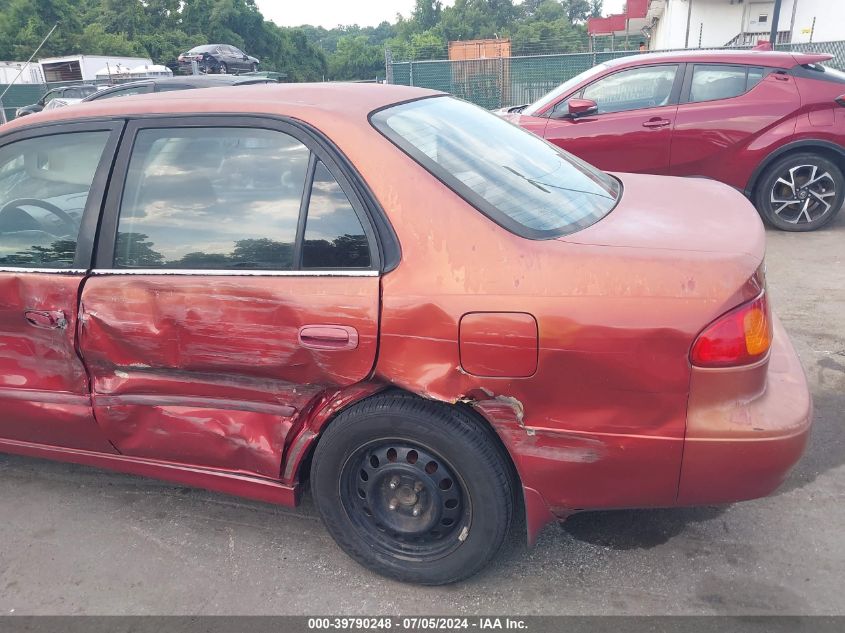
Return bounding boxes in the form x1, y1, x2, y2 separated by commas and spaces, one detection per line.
0, 121, 121, 452
77, 118, 380, 479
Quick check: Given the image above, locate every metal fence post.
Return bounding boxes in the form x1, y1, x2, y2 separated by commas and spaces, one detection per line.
498, 57, 504, 108
384, 47, 393, 84
409, 61, 414, 87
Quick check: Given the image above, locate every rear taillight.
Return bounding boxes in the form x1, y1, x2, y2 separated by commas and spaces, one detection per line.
690, 292, 773, 368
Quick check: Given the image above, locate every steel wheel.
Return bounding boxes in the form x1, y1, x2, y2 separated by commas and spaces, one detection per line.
341, 440, 469, 560
768, 164, 837, 225
312, 392, 514, 584
219, 62, 228, 75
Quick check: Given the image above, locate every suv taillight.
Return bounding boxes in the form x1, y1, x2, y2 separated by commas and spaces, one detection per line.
690, 292, 773, 368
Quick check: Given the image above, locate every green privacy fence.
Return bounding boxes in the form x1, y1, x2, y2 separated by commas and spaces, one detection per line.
388, 40, 845, 109
0, 84, 47, 122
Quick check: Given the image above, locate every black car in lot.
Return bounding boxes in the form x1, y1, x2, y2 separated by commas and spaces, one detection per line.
15, 84, 98, 117
177, 44, 260, 74
83, 75, 277, 102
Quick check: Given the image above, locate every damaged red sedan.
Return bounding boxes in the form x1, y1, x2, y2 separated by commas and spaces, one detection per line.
0, 84, 811, 585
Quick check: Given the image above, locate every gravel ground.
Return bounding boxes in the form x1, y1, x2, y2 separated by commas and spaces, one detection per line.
0, 209, 843, 616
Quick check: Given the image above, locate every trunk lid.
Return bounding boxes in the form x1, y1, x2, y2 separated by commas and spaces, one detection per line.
558, 172, 767, 317
561, 172, 765, 259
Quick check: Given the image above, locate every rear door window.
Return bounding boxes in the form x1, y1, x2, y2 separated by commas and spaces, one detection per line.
689, 65, 758, 103
0, 131, 110, 268
112, 126, 375, 270
114, 127, 309, 269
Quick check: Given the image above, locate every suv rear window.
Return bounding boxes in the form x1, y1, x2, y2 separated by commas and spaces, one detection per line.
800, 63, 845, 83
371, 96, 620, 239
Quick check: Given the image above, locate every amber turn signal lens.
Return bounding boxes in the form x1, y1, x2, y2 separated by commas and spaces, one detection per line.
691, 292, 772, 368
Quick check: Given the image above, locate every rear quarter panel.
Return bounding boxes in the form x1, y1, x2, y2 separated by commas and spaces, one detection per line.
670, 71, 801, 190
322, 117, 764, 515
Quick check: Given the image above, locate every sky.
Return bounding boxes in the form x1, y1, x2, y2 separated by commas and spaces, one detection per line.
254, 0, 627, 29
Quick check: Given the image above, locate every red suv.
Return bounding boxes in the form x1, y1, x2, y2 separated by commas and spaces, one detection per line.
499, 49, 845, 231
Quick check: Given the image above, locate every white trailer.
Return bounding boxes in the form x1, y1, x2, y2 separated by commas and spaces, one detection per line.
38, 55, 153, 82
0, 62, 45, 84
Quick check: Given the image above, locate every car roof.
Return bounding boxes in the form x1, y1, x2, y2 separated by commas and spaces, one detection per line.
83, 75, 275, 100
603, 48, 833, 69
4, 83, 443, 137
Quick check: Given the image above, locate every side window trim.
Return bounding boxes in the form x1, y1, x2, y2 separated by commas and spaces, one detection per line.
292, 152, 318, 269
0, 119, 125, 272
552, 63, 685, 117
95, 115, 383, 274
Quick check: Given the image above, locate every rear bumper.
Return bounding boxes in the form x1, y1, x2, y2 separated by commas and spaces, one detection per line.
677, 316, 812, 505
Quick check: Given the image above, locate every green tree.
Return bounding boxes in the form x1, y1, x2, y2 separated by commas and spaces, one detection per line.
328, 34, 384, 80
565, 0, 592, 23
411, 0, 443, 32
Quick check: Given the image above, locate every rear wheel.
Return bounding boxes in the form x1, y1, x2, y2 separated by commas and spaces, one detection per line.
754, 153, 844, 231
311, 392, 514, 585
251, 63, 258, 73
218, 62, 228, 75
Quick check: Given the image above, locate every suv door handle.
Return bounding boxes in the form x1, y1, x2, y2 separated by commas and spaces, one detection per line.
642, 118, 671, 128
298, 325, 359, 351
24, 309, 67, 330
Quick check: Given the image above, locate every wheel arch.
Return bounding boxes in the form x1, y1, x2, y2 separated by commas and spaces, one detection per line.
285, 385, 553, 545
745, 139, 845, 197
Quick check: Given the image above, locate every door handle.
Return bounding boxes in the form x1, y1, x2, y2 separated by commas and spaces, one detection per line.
24, 309, 67, 330
642, 118, 671, 128
298, 325, 359, 351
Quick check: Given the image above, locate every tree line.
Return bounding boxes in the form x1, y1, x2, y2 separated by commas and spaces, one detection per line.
0, 0, 602, 83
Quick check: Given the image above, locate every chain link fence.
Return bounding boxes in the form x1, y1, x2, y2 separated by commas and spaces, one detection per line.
387, 40, 845, 109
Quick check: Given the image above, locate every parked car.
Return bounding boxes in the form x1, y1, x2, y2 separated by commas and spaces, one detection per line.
498, 49, 845, 231
83, 75, 277, 102
14, 84, 97, 118
0, 84, 811, 585
40, 97, 85, 112
177, 44, 259, 75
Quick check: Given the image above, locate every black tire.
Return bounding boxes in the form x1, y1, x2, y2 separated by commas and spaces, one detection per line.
251, 63, 259, 73
311, 392, 514, 585
218, 62, 228, 75
754, 152, 844, 231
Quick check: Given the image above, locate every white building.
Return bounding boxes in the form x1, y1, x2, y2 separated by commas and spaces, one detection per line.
647, 0, 845, 49
0, 61, 45, 84
589, 0, 844, 51
38, 55, 153, 82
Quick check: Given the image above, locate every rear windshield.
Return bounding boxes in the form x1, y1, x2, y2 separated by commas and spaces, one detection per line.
801, 63, 845, 83
189, 45, 217, 53
371, 96, 620, 239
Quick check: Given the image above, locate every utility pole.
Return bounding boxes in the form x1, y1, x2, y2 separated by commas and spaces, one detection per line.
769, 0, 784, 45
684, 0, 694, 48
